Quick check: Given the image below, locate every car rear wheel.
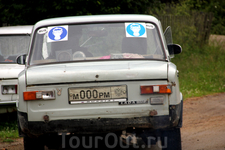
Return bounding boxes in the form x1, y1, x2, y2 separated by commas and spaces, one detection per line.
24, 136, 45, 150
161, 128, 182, 150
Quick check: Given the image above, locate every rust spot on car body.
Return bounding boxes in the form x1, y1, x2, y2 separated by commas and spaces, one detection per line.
43, 115, 49, 123
171, 82, 176, 86
149, 110, 158, 116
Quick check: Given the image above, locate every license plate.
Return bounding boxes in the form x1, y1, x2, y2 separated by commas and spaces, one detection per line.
69, 85, 127, 101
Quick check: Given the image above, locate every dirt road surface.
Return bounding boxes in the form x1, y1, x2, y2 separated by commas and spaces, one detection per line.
181, 93, 225, 150
1, 93, 225, 150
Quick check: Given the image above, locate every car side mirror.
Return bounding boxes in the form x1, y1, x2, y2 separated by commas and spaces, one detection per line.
168, 44, 182, 58
16, 54, 27, 65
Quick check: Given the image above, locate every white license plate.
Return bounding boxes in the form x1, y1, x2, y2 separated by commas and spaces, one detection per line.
69, 85, 127, 101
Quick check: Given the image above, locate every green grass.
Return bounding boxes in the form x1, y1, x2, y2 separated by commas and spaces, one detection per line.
172, 43, 225, 100
0, 113, 19, 142
3, 138, 15, 143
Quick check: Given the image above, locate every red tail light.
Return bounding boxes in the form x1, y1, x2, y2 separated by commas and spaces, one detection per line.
23, 91, 55, 101
140, 85, 171, 94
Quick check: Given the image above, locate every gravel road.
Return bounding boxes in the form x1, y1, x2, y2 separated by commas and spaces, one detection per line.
1, 93, 225, 150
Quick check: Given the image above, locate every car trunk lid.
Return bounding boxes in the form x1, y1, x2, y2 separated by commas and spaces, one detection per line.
26, 60, 168, 85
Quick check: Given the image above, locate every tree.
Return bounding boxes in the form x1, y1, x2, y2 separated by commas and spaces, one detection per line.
0, 0, 160, 26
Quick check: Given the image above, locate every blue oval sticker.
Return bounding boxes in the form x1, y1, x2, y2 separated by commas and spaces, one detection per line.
126, 23, 146, 37
48, 26, 68, 41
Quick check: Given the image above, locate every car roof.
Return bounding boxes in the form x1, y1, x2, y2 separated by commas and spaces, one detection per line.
0, 25, 33, 35
33, 14, 160, 29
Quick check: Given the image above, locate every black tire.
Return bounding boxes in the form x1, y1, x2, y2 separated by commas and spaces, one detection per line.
23, 136, 45, 150
161, 128, 182, 150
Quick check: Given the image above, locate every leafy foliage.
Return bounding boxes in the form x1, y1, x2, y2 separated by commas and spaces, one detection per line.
0, 0, 224, 35
0, 113, 19, 142
0, 0, 160, 26
148, 0, 225, 35
180, 0, 225, 35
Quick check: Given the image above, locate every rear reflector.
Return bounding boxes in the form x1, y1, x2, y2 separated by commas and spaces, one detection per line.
140, 85, 171, 94
23, 90, 55, 101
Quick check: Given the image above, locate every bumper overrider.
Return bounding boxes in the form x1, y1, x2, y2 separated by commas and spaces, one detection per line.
18, 101, 182, 137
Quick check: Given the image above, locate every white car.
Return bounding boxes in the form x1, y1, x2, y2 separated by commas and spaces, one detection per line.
0, 25, 32, 114
17, 15, 182, 150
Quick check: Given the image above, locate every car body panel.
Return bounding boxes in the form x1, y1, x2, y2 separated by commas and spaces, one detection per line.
0, 64, 25, 103
0, 26, 32, 110
26, 61, 167, 85
32, 15, 159, 32
0, 64, 25, 79
25, 80, 169, 121
168, 62, 181, 105
0, 25, 32, 35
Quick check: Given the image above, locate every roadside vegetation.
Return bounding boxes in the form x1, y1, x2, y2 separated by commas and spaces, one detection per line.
0, 113, 19, 142
172, 40, 225, 99
150, 0, 225, 99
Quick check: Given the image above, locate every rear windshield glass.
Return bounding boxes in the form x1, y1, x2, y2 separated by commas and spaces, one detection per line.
30, 22, 165, 65
0, 35, 30, 63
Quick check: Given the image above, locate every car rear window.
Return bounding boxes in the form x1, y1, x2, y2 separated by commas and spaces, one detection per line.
0, 35, 30, 63
30, 22, 165, 65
